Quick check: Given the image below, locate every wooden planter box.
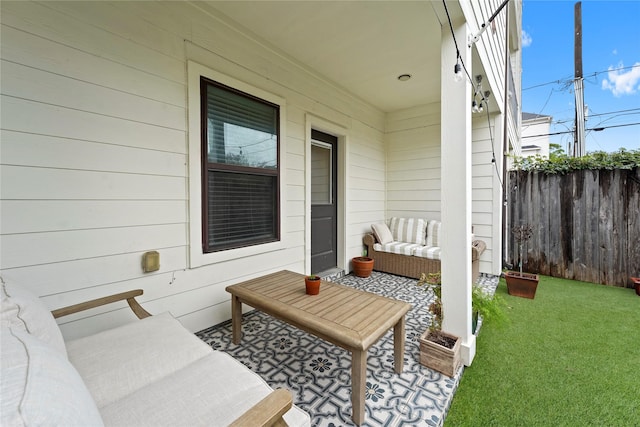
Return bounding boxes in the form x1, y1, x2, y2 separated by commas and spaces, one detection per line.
419, 330, 461, 377
505, 271, 539, 299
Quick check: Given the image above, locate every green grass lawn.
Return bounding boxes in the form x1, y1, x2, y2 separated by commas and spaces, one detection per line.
445, 275, 640, 426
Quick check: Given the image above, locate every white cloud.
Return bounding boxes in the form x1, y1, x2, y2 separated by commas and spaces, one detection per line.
612, 49, 618, 55
601, 62, 640, 97
521, 30, 532, 48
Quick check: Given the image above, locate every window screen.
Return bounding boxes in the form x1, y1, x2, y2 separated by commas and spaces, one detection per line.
201, 78, 280, 252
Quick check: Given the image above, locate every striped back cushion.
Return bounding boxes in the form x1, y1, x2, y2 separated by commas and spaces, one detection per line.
426, 220, 442, 247
388, 217, 426, 245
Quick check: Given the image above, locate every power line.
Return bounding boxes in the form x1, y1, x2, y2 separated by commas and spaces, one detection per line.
523, 63, 640, 91
549, 108, 640, 126
522, 121, 640, 138
522, 76, 573, 91
589, 122, 640, 132
588, 107, 640, 118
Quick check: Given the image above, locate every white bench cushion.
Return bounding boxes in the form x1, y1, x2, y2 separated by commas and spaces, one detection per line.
425, 220, 441, 247
374, 241, 422, 255
1, 326, 104, 427
388, 217, 427, 245
99, 351, 310, 427
1, 282, 67, 358
66, 312, 213, 408
413, 245, 442, 260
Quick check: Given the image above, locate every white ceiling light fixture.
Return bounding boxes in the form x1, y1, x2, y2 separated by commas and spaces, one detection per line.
397, 74, 412, 82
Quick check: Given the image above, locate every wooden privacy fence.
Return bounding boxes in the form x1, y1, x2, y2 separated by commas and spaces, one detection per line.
508, 168, 640, 287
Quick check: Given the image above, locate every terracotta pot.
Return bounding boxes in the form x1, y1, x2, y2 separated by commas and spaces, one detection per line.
305, 277, 321, 295
631, 277, 640, 296
419, 330, 462, 377
505, 271, 539, 299
352, 257, 374, 278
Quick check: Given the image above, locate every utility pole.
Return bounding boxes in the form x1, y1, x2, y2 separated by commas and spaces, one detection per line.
573, 1, 585, 157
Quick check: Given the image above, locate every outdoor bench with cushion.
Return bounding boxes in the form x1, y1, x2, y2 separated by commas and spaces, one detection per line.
0, 282, 310, 427
363, 217, 486, 282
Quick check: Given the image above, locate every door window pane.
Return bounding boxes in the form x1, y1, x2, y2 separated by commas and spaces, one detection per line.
311, 142, 332, 205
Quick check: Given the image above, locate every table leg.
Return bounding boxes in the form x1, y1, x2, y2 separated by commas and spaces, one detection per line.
393, 315, 405, 373
231, 294, 242, 345
351, 349, 366, 425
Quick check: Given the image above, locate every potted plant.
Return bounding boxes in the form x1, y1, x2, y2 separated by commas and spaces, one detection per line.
352, 250, 374, 278
505, 224, 539, 299
416, 272, 461, 377
304, 275, 321, 295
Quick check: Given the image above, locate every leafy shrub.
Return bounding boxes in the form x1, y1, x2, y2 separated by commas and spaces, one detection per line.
511, 148, 640, 174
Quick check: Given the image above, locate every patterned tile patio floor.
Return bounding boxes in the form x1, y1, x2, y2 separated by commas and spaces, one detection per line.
196, 272, 498, 427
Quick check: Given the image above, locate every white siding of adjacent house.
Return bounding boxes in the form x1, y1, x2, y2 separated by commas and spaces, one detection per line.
0, 1, 385, 339
521, 117, 551, 158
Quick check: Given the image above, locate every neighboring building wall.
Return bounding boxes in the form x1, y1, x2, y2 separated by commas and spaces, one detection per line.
0, 1, 386, 339
521, 114, 552, 158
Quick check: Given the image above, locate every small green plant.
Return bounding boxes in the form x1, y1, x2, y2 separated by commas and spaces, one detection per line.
417, 271, 507, 330
472, 285, 508, 328
306, 275, 319, 280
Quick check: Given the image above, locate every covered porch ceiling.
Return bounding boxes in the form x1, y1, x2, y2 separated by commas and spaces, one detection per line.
202, 1, 468, 113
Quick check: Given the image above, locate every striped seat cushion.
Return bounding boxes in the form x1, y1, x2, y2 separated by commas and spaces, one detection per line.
388, 217, 427, 245
373, 242, 422, 256
425, 220, 441, 247
413, 245, 441, 260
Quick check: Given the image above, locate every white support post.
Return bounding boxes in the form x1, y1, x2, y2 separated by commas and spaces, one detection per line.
440, 22, 475, 366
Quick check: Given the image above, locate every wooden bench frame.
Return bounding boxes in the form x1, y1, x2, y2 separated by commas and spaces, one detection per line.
51, 289, 294, 427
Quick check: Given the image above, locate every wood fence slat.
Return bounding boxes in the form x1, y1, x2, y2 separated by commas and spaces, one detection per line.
584, 170, 600, 284
613, 170, 628, 285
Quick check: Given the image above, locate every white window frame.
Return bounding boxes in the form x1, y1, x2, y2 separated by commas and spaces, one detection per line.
187, 61, 287, 268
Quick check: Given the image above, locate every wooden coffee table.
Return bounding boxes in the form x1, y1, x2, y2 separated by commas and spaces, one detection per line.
226, 270, 411, 425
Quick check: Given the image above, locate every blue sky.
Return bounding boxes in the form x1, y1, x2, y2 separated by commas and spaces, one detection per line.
521, 0, 640, 153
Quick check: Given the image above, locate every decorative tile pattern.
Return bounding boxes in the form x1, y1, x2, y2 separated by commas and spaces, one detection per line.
197, 272, 498, 427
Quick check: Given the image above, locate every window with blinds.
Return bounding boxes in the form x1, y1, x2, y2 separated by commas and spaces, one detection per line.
201, 77, 280, 252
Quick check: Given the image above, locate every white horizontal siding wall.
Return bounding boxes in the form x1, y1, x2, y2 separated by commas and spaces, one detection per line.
384, 103, 500, 275
385, 103, 441, 219
0, 0, 385, 339
471, 114, 503, 275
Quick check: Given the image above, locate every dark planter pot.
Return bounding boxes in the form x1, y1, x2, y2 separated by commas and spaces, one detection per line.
505, 271, 539, 299
472, 310, 479, 334
631, 277, 640, 296
352, 257, 374, 278
304, 277, 321, 295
